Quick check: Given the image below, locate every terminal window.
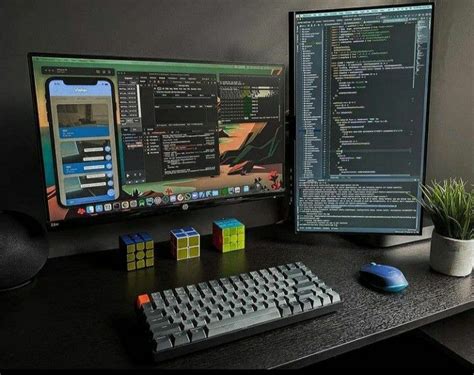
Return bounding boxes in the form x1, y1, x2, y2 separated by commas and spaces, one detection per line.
293, 5, 433, 233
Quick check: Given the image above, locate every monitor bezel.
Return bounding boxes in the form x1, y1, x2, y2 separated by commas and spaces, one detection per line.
28, 52, 287, 230
289, 2, 435, 235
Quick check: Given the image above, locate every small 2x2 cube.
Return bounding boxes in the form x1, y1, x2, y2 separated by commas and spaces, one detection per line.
170, 227, 200, 260
119, 232, 154, 271
213, 218, 245, 252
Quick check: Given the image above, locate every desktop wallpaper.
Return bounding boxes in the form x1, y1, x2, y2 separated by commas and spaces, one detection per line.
31, 56, 285, 226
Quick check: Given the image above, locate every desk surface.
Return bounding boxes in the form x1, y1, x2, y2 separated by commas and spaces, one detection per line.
1, 223, 472, 369
420, 309, 474, 367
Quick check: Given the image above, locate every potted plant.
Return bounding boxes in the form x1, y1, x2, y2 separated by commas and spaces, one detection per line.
418, 179, 473, 277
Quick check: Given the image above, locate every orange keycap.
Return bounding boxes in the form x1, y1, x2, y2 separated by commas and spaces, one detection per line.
136, 294, 150, 309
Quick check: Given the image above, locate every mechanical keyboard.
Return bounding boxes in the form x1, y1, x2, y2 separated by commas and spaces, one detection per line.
136, 261, 342, 362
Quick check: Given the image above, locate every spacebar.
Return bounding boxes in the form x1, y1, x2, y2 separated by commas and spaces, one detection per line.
205, 307, 281, 338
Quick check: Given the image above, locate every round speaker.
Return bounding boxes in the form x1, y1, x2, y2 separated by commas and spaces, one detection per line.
0, 210, 48, 291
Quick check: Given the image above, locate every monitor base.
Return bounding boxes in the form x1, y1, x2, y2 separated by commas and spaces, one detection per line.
346, 216, 434, 248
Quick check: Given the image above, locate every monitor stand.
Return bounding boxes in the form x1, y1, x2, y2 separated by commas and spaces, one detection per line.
345, 215, 434, 248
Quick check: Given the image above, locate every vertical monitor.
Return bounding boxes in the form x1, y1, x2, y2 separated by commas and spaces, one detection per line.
291, 4, 433, 234
29, 54, 285, 229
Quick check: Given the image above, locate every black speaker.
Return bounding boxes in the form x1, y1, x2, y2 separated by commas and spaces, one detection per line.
0, 210, 48, 291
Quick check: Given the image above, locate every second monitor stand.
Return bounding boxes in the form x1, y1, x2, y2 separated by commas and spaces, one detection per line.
347, 215, 434, 248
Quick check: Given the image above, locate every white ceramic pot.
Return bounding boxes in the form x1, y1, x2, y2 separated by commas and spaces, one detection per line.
430, 231, 474, 277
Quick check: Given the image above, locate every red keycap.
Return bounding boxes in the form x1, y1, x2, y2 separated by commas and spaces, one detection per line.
136, 294, 150, 309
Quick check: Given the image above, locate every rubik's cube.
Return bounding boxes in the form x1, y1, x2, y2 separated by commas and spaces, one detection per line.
170, 227, 200, 261
119, 232, 154, 271
213, 218, 245, 252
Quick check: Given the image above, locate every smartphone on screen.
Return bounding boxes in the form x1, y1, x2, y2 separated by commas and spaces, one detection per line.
45, 77, 120, 207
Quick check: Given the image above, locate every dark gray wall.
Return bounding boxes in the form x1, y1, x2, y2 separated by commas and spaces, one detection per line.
0, 0, 472, 257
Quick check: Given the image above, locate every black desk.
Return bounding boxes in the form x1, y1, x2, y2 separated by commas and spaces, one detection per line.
1, 223, 472, 369
419, 309, 474, 368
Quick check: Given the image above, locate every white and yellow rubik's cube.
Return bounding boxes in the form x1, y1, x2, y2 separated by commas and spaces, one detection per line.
170, 227, 200, 261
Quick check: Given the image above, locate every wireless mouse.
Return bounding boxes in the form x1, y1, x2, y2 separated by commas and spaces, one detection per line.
359, 262, 408, 293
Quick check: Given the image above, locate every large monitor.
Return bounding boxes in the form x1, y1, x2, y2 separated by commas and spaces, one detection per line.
290, 4, 434, 234
29, 54, 285, 229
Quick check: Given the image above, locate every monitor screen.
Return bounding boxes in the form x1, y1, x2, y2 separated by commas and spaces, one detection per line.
291, 4, 433, 234
29, 54, 285, 228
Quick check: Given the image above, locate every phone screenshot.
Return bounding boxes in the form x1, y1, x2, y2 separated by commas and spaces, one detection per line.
46, 78, 120, 207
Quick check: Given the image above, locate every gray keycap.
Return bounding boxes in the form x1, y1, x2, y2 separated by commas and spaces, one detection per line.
187, 301, 200, 310
180, 320, 194, 331
172, 331, 190, 347
289, 301, 302, 314
296, 290, 313, 300
190, 291, 201, 300
144, 309, 165, 321
174, 303, 187, 313
326, 289, 341, 303
223, 292, 234, 301
178, 295, 190, 304
232, 309, 243, 317
169, 314, 182, 324
205, 307, 281, 337
300, 299, 312, 311
189, 327, 206, 342
285, 295, 297, 304
166, 296, 178, 306
251, 295, 264, 303
242, 305, 254, 314
153, 336, 173, 352
146, 316, 170, 329
293, 275, 309, 284
198, 282, 210, 291
209, 280, 219, 288
192, 316, 206, 327
254, 302, 267, 311
164, 306, 175, 316
264, 300, 277, 308
212, 295, 225, 304
276, 297, 286, 305
317, 293, 331, 306
151, 323, 181, 338
187, 285, 198, 293
308, 295, 322, 308
218, 311, 232, 320
205, 313, 220, 323
230, 300, 243, 309
278, 303, 291, 317
294, 282, 317, 293
283, 268, 303, 278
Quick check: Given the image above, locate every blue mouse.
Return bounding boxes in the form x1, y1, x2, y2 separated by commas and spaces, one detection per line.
359, 262, 408, 293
